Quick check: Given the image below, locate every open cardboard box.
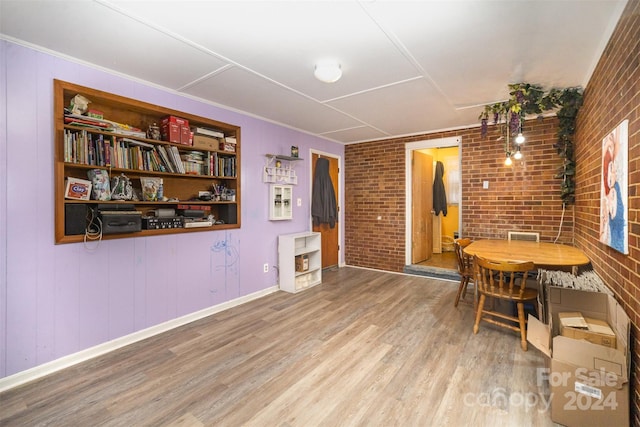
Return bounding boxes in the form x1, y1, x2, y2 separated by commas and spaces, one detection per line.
527, 287, 630, 427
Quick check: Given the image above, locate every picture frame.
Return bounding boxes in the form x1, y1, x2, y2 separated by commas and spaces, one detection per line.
599, 119, 629, 254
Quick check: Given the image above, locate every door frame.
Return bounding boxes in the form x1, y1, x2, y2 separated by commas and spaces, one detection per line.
309, 149, 343, 267
404, 136, 462, 266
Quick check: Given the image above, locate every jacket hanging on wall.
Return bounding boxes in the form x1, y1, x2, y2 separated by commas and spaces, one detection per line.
312, 157, 338, 228
433, 160, 447, 216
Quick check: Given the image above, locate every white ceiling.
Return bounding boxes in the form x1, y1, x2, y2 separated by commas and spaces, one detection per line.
0, 0, 628, 144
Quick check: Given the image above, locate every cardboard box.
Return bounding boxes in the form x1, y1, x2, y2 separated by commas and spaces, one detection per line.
528, 287, 630, 427
193, 134, 218, 151
559, 312, 616, 348
65, 177, 92, 200
295, 254, 309, 272
219, 142, 236, 152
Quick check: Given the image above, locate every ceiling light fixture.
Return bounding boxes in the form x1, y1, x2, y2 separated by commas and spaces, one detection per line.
314, 63, 342, 83
500, 114, 525, 166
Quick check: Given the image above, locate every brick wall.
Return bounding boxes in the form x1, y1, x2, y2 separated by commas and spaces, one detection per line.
345, 116, 572, 272
573, 1, 640, 424
344, 140, 407, 271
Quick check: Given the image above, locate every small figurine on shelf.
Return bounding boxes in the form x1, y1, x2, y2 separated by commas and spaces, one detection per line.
147, 122, 161, 140
291, 146, 299, 158
70, 94, 90, 115
275, 160, 282, 168
110, 173, 133, 200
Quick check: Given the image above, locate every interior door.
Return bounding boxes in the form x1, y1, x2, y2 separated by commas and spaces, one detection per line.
312, 153, 339, 269
412, 151, 433, 263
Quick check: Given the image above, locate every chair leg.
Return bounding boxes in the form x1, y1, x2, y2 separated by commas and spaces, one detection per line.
473, 294, 485, 334
454, 277, 468, 307
473, 281, 478, 311
517, 302, 527, 351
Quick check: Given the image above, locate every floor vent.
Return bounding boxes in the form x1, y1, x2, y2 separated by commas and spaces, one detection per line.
508, 231, 540, 242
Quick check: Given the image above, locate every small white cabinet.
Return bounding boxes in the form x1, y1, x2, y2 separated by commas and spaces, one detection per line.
278, 232, 322, 293
270, 184, 293, 220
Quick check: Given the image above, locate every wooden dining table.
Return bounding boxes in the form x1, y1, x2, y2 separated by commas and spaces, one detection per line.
463, 239, 590, 269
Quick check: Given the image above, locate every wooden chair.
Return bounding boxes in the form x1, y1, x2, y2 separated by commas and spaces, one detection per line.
472, 255, 538, 351
453, 238, 475, 307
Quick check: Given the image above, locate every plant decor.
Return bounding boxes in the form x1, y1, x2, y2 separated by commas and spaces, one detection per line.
479, 83, 583, 204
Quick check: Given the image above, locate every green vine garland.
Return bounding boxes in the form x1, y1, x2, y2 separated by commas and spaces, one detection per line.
479, 83, 583, 204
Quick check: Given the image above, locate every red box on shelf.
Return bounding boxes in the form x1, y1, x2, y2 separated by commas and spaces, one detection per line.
161, 122, 181, 144
161, 115, 189, 128
180, 126, 192, 145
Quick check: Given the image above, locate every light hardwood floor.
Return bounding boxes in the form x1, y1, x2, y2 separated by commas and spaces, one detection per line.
0, 267, 557, 426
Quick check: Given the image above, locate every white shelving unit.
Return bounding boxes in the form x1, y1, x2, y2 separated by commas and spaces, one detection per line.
278, 231, 322, 293
270, 184, 293, 220
263, 154, 302, 185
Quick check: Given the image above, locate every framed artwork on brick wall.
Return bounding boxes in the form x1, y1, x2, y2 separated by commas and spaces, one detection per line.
599, 119, 629, 254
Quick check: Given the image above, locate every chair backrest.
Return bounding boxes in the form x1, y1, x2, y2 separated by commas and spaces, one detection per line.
507, 231, 540, 242
453, 238, 473, 274
473, 255, 535, 296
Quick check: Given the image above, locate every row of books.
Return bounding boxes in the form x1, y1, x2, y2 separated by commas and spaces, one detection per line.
63, 129, 236, 177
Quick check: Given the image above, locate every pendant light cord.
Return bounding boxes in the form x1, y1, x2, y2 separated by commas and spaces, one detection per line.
554, 202, 566, 243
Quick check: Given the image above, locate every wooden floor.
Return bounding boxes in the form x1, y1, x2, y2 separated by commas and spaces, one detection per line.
0, 267, 557, 427
416, 251, 458, 270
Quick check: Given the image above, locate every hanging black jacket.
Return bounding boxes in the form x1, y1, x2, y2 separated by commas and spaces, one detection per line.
312, 157, 338, 228
433, 161, 447, 216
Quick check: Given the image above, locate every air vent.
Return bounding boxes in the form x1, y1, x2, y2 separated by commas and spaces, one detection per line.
508, 231, 540, 242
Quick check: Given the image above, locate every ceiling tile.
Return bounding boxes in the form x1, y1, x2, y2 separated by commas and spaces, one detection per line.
182, 66, 363, 135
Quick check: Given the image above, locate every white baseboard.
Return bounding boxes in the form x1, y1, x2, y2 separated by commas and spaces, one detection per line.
0, 286, 279, 393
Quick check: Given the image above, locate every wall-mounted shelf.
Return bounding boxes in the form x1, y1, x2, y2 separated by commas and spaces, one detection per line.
54, 79, 241, 244
263, 154, 303, 185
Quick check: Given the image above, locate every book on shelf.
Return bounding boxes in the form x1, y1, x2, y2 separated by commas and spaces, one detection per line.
103, 137, 112, 166
192, 126, 224, 139
156, 146, 175, 173
63, 127, 221, 176
166, 145, 185, 174
64, 115, 111, 130
121, 137, 154, 149
64, 113, 146, 137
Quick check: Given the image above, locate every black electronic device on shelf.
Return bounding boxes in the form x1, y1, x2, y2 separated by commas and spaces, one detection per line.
97, 204, 142, 234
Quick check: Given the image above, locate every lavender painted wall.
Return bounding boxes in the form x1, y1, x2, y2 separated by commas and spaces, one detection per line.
0, 40, 344, 378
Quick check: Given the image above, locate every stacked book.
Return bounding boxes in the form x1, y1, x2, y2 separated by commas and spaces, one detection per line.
64, 112, 146, 137
192, 126, 224, 140
180, 151, 206, 175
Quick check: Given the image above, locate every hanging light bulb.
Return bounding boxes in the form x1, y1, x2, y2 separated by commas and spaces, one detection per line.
504, 153, 513, 166
514, 146, 523, 160
515, 133, 525, 144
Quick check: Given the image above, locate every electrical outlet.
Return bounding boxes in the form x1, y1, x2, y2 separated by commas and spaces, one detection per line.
263, 263, 269, 273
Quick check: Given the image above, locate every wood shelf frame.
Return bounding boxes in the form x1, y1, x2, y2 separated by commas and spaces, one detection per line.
54, 79, 241, 244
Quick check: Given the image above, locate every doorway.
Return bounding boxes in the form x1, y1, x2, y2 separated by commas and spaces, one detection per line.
311, 151, 341, 269
404, 137, 462, 271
